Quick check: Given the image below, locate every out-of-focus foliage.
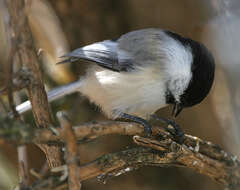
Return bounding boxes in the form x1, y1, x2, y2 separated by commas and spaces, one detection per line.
0, 152, 18, 190
206, 10, 240, 152
28, 0, 76, 84
0, 0, 10, 89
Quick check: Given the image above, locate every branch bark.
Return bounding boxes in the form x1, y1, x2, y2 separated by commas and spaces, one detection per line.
29, 144, 240, 190
4, 0, 62, 168
3, 120, 238, 189
57, 112, 81, 190
75, 135, 240, 189
0, 119, 237, 164
0, 119, 236, 164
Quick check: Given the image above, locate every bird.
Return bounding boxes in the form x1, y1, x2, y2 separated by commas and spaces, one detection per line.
15, 28, 215, 141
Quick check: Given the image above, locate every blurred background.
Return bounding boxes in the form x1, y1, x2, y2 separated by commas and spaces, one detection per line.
0, 0, 240, 189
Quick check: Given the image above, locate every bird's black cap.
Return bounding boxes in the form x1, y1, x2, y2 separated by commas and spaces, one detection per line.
165, 30, 215, 112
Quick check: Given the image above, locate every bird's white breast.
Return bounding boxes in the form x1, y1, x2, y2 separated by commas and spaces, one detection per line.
79, 65, 167, 119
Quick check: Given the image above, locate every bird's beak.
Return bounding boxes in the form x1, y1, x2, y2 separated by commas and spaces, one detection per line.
172, 103, 183, 118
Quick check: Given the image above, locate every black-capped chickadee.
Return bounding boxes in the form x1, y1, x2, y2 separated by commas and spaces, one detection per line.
16, 28, 215, 139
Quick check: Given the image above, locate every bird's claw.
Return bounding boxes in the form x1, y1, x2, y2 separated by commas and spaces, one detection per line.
144, 125, 152, 137
150, 114, 184, 144
165, 121, 184, 144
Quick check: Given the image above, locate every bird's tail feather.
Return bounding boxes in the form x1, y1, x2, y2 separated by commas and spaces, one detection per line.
57, 40, 120, 71
15, 80, 83, 115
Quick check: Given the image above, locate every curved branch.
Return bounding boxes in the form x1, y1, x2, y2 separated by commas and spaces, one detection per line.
4, 120, 236, 189
30, 145, 240, 190
0, 120, 236, 165
0, 118, 238, 164
76, 136, 240, 189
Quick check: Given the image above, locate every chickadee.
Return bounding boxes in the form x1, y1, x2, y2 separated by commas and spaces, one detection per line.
16, 28, 215, 139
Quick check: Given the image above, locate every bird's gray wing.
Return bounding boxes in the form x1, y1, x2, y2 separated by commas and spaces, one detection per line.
57, 40, 130, 72
58, 29, 167, 72
117, 28, 167, 68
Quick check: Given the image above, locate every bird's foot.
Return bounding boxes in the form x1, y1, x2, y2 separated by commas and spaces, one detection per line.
120, 113, 152, 137
165, 120, 184, 144
150, 114, 184, 144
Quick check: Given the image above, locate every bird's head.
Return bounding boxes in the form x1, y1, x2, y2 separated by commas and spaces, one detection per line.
166, 31, 215, 117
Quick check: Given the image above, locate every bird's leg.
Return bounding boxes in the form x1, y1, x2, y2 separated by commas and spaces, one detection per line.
120, 113, 152, 136
150, 114, 184, 144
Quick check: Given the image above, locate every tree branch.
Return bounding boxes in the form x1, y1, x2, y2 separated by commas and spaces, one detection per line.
29, 144, 240, 190
3, 119, 238, 189
57, 112, 81, 190
75, 135, 240, 189
4, 0, 62, 168
0, 119, 236, 164
0, 118, 237, 164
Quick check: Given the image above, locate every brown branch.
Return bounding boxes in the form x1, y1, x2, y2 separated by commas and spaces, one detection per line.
133, 136, 240, 188
4, 0, 62, 168
75, 135, 240, 190
6, 120, 238, 190
29, 146, 240, 190
18, 145, 30, 187
6, 47, 19, 119
75, 141, 239, 190
0, 120, 147, 144
57, 112, 81, 190
0, 97, 8, 115
0, 119, 237, 165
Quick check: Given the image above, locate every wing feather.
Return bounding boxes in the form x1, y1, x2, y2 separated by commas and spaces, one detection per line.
58, 40, 132, 72
58, 29, 168, 72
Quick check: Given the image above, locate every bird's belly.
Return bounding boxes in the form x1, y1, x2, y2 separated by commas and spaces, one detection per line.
80, 66, 167, 119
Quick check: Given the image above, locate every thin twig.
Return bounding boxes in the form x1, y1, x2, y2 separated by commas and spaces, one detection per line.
0, 97, 8, 115
18, 145, 30, 187
6, 44, 19, 118
39, 161, 49, 177
57, 112, 81, 190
